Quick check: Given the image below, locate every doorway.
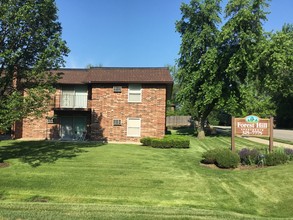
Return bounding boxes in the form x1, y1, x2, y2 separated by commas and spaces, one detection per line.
60, 116, 87, 140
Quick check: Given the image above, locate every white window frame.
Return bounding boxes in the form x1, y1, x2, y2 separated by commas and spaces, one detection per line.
127, 118, 141, 137
128, 84, 142, 103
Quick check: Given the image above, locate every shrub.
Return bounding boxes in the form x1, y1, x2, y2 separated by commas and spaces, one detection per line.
201, 148, 222, 164
265, 151, 289, 166
140, 137, 152, 146
163, 136, 190, 148
215, 149, 240, 168
151, 138, 171, 148
284, 148, 293, 161
238, 148, 260, 165
140, 136, 190, 149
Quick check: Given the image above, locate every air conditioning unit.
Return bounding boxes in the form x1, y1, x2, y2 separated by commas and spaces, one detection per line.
113, 119, 122, 126
113, 86, 122, 93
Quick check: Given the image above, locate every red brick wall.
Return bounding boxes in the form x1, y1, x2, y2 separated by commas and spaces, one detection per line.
20, 115, 53, 139
91, 84, 167, 142
15, 84, 167, 142
13, 94, 57, 140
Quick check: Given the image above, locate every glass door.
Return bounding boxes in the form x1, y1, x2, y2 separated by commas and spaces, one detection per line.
60, 117, 87, 140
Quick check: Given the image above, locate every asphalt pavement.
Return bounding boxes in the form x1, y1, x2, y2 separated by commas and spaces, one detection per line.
214, 126, 293, 149
273, 129, 293, 142
214, 126, 293, 141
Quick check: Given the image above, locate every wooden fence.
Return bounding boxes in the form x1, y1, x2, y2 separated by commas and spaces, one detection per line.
166, 116, 192, 127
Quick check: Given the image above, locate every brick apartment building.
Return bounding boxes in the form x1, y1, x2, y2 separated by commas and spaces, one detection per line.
13, 67, 173, 142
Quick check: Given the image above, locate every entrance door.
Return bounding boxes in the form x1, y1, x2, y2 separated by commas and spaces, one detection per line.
60, 117, 74, 140
60, 117, 87, 140
74, 117, 87, 138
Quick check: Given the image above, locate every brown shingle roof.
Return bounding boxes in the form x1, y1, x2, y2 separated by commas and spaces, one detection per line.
88, 67, 173, 84
53, 69, 88, 84
55, 67, 173, 85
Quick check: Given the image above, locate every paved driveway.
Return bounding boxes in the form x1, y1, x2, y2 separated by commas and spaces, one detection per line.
214, 126, 293, 142
273, 129, 293, 142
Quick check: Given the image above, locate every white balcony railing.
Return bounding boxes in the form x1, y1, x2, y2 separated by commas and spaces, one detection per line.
56, 94, 88, 109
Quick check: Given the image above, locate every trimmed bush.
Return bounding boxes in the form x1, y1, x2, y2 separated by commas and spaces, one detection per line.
163, 136, 190, 148
150, 139, 168, 148
238, 148, 260, 165
284, 148, 293, 161
201, 148, 222, 164
265, 151, 289, 166
140, 136, 190, 149
140, 137, 152, 146
215, 149, 240, 168
202, 148, 240, 168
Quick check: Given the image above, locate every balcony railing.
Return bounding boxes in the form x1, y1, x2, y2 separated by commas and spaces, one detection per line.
54, 94, 88, 109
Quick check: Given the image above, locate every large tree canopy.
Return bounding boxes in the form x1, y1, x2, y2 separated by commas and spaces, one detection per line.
176, 0, 222, 138
0, 0, 69, 130
176, 0, 293, 137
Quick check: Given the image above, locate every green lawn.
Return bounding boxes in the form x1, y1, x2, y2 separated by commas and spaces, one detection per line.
0, 135, 292, 219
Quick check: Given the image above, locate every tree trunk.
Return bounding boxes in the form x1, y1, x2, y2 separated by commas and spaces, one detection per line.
197, 116, 206, 139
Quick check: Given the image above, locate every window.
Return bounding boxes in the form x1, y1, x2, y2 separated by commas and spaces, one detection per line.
128, 84, 142, 102
113, 119, 122, 126
127, 118, 141, 137
113, 86, 122, 93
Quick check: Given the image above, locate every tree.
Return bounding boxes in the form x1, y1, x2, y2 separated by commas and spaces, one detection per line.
260, 23, 293, 127
218, 0, 271, 117
0, 0, 69, 130
176, 0, 277, 138
176, 0, 221, 138
165, 64, 187, 116
261, 23, 293, 98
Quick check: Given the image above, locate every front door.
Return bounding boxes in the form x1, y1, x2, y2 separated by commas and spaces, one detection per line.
60, 117, 87, 140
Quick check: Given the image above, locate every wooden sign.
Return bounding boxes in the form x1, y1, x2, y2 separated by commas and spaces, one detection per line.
231, 115, 273, 152
234, 116, 270, 136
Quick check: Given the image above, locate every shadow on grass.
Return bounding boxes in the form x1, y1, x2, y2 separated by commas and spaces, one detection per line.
209, 128, 231, 137
172, 126, 196, 136
0, 141, 104, 167
172, 126, 231, 138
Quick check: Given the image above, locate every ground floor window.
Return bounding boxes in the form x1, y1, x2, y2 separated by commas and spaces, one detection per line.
127, 118, 141, 137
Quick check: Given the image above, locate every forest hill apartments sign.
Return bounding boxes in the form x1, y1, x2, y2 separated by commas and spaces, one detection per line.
231, 115, 274, 152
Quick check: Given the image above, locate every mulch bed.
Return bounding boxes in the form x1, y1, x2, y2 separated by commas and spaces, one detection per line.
200, 163, 266, 170
0, 162, 10, 168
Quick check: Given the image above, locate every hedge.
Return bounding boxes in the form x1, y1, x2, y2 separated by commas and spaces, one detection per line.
140, 136, 190, 149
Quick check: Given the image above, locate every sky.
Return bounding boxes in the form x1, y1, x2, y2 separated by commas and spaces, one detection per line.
55, 0, 293, 68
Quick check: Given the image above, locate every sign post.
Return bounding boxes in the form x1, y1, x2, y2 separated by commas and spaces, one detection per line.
231, 116, 235, 152
269, 117, 274, 152
231, 115, 273, 152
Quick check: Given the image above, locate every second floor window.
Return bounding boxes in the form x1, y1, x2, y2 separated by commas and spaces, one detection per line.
128, 84, 142, 102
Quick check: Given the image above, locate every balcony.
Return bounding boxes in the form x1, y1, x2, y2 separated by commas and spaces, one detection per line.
54, 94, 90, 110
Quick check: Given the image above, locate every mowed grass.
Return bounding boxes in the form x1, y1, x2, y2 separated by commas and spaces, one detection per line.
0, 135, 292, 219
